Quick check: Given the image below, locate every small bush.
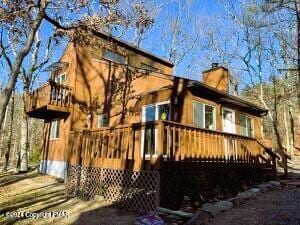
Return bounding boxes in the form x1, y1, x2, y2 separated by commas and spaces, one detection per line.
30, 146, 41, 164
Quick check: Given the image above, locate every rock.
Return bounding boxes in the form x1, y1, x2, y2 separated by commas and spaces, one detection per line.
156, 207, 193, 219
269, 180, 281, 187
186, 210, 213, 225
248, 188, 261, 194
227, 197, 244, 207
237, 190, 257, 199
201, 203, 220, 217
236, 191, 252, 200
254, 183, 271, 192
215, 200, 233, 212
157, 207, 174, 214
172, 211, 194, 218
165, 214, 184, 222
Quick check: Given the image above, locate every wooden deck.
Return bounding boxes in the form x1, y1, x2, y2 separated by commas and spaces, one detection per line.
66, 120, 274, 170
25, 81, 72, 119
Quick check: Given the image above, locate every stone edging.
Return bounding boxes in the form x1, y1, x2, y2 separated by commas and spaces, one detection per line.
186, 180, 281, 225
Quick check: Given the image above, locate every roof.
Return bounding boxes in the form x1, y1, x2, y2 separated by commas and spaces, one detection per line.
145, 72, 268, 116
90, 30, 174, 67
187, 80, 268, 116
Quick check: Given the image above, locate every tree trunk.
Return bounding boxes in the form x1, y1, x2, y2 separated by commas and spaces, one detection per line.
3, 91, 15, 171
0, 6, 45, 131
19, 111, 29, 172
283, 106, 290, 153
0, 102, 8, 157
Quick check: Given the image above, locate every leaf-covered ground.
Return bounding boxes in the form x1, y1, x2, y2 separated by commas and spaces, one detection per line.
0, 170, 137, 225
206, 185, 300, 225
1, 170, 300, 225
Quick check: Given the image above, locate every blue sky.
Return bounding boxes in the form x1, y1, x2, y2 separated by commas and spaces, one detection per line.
1, 0, 294, 92
0, 0, 226, 90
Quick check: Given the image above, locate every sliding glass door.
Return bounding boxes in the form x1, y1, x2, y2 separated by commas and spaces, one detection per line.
141, 102, 170, 157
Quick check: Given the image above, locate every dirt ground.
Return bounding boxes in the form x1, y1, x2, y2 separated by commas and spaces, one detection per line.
206, 186, 300, 225
0, 170, 137, 225
1, 170, 300, 225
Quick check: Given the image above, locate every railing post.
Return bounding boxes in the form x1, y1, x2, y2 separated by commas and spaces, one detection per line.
155, 120, 164, 169
49, 82, 53, 104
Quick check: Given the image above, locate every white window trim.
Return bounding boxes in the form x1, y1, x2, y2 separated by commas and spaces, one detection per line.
141, 101, 170, 158
55, 73, 66, 84
222, 107, 236, 134
98, 113, 108, 128
50, 120, 60, 140
192, 100, 216, 130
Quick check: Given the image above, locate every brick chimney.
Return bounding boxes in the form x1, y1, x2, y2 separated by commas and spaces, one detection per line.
202, 63, 229, 92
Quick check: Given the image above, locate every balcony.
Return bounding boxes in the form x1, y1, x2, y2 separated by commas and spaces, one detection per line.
25, 81, 72, 119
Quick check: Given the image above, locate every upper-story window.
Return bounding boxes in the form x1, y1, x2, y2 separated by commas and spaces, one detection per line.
193, 101, 216, 130
240, 114, 253, 137
140, 63, 159, 72
55, 73, 66, 84
103, 49, 126, 64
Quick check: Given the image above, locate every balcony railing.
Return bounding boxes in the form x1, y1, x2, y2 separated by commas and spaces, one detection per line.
66, 120, 275, 170
25, 81, 72, 118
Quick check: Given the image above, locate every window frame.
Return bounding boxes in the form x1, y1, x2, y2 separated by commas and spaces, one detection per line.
192, 100, 216, 130
55, 73, 66, 84
140, 63, 159, 72
222, 107, 236, 134
97, 113, 109, 128
239, 114, 254, 137
102, 49, 127, 64
141, 101, 171, 158
50, 119, 60, 140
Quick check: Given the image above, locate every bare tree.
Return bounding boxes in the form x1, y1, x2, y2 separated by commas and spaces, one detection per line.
197, 0, 297, 176
0, 0, 158, 171
157, 0, 200, 75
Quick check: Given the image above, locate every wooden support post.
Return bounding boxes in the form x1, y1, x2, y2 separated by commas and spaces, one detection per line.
156, 121, 164, 169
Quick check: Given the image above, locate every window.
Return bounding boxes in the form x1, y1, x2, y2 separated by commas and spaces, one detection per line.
240, 114, 253, 137
50, 120, 60, 139
55, 73, 66, 84
53, 74, 66, 100
98, 114, 108, 128
142, 102, 170, 122
140, 63, 158, 72
103, 49, 126, 64
141, 102, 170, 156
193, 101, 216, 130
222, 108, 236, 134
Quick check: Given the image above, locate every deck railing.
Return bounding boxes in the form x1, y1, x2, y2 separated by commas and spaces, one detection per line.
67, 120, 274, 170
25, 81, 72, 112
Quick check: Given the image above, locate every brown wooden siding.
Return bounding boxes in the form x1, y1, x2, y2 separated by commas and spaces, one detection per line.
37, 40, 265, 164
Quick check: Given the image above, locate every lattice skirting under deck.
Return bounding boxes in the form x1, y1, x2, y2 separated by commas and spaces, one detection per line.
65, 164, 160, 213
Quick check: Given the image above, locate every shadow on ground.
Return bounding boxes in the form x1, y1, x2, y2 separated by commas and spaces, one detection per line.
0, 171, 137, 225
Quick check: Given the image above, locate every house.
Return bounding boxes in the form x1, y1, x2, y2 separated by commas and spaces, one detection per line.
25, 30, 276, 211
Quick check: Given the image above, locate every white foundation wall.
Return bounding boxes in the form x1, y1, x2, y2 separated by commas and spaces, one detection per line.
39, 160, 67, 179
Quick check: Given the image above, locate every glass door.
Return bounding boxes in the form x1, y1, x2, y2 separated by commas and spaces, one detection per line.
141, 102, 170, 157
222, 107, 237, 159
